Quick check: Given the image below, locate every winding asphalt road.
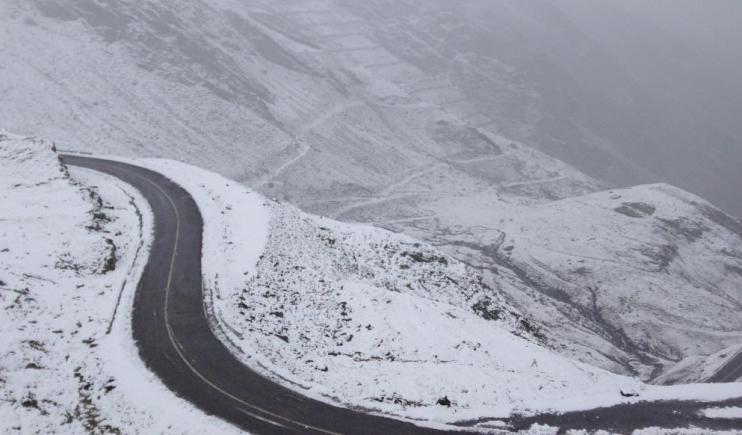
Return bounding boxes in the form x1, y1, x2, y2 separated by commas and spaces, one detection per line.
62, 155, 742, 434
62, 155, 450, 435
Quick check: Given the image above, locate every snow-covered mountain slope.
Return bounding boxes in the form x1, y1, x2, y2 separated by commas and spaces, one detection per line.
221, 202, 639, 424
133, 157, 742, 428
0, 133, 240, 434
0, 0, 601, 286
3, 133, 741, 431
490, 184, 742, 380
4, 0, 742, 218
2, 0, 741, 384
0, 0, 621, 375
0, 0, 595, 204
361, 182, 742, 380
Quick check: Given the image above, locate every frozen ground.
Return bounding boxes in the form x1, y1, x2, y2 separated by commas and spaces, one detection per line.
0, 133, 241, 434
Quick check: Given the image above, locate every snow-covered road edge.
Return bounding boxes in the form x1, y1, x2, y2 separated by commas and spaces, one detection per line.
1, 134, 249, 433
114, 157, 273, 361
68, 167, 244, 434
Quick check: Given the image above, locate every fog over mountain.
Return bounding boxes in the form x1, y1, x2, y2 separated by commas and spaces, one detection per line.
622, 0, 742, 63
541, 0, 742, 215
2, 0, 742, 382
4, 0, 742, 215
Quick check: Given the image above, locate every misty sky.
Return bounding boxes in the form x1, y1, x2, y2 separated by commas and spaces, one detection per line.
533, 0, 742, 214
556, 0, 742, 69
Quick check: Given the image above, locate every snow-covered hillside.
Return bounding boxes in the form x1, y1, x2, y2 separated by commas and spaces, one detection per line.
5, 0, 735, 384
3, 133, 741, 432
135, 158, 741, 428
4, 0, 742, 220
366, 181, 742, 380
0, 0, 597, 206
2, 0, 677, 379
0, 133, 240, 434
2, 0, 742, 387
492, 184, 742, 380
215, 202, 641, 424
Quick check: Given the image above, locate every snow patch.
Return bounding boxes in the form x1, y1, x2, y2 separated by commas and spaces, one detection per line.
701, 407, 742, 419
